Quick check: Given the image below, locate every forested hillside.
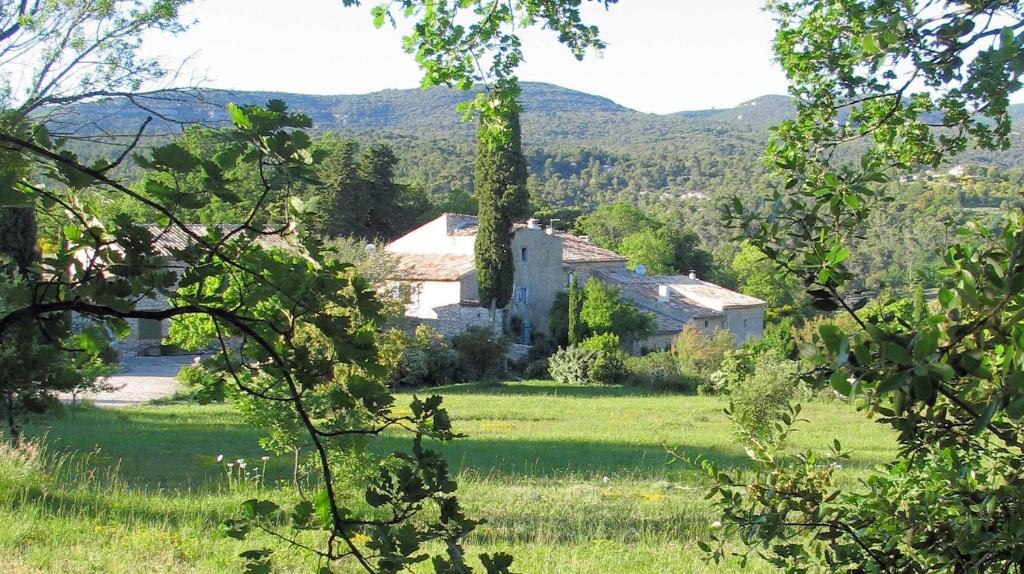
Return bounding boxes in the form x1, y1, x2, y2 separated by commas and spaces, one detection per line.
55, 82, 1024, 292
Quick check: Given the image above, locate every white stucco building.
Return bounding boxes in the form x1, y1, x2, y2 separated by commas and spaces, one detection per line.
385, 213, 766, 348
385, 213, 565, 341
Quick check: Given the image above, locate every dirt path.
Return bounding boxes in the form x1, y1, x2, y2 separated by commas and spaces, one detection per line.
68, 355, 196, 407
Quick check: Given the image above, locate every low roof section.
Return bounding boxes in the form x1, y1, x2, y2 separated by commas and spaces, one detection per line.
145, 224, 296, 256
594, 268, 765, 337
390, 252, 475, 282
554, 231, 627, 265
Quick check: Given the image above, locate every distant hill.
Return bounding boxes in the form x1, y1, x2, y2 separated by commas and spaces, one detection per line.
49, 82, 1024, 211
52, 82, 634, 138
670, 95, 796, 127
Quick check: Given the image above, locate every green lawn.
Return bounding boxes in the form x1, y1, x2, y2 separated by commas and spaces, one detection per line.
0, 381, 895, 573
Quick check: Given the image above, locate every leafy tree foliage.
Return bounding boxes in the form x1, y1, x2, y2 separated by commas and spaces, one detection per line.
0, 3, 519, 571
730, 241, 802, 318
578, 277, 655, 345
0, 207, 38, 275
699, 2, 1024, 572
3, 99, 512, 573
0, 0, 190, 443
618, 228, 676, 275
577, 201, 715, 276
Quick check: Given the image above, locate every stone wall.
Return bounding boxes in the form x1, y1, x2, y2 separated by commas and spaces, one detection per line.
508, 227, 565, 339
723, 306, 764, 343
406, 303, 503, 338
112, 292, 172, 356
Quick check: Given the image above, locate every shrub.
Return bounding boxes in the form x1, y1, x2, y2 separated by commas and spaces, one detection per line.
578, 333, 626, 384
672, 326, 734, 374
394, 325, 462, 388
452, 326, 508, 380
744, 316, 796, 359
176, 358, 226, 403
704, 347, 758, 395
521, 358, 550, 379
548, 345, 597, 386
624, 351, 696, 393
728, 355, 808, 440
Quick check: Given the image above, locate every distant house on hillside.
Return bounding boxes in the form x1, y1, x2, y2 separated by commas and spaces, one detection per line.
384, 213, 765, 349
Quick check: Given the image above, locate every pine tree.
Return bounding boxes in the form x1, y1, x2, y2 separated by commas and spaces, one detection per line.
474, 104, 529, 309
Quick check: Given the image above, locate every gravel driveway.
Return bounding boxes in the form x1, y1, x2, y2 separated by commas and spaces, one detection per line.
68, 355, 196, 407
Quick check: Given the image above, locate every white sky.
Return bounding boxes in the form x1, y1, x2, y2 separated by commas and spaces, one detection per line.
142, 0, 791, 114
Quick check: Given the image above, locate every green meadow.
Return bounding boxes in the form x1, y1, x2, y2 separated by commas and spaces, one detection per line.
0, 381, 895, 573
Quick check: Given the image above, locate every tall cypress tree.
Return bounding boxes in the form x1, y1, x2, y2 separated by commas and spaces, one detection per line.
474, 103, 529, 309
567, 275, 582, 345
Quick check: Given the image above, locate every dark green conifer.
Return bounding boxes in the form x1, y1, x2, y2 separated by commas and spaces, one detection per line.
567, 275, 582, 345
474, 105, 528, 309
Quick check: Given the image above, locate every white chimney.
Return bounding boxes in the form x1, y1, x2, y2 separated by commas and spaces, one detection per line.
526, 218, 538, 229
545, 226, 554, 235
657, 285, 670, 302
688, 270, 697, 280
547, 218, 560, 234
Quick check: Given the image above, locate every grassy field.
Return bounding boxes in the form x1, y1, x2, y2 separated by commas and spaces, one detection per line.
0, 381, 896, 573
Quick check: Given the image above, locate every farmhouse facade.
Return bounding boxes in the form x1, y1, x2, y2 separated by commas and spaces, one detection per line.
384, 213, 765, 348
385, 213, 565, 340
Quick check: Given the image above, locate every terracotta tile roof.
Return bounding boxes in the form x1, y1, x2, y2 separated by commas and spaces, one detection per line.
657, 274, 765, 309
555, 232, 628, 264
390, 253, 475, 281
446, 214, 480, 236
431, 213, 627, 265
595, 268, 764, 312
144, 224, 296, 256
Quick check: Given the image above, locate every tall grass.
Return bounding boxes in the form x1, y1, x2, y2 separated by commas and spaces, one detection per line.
0, 383, 896, 573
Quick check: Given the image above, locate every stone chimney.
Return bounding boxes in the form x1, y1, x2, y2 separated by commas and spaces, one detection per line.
526, 218, 538, 229
658, 285, 670, 302
546, 218, 560, 235
688, 270, 697, 280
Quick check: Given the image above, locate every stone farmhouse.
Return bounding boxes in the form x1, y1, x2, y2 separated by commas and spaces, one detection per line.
102, 224, 295, 354
384, 213, 765, 349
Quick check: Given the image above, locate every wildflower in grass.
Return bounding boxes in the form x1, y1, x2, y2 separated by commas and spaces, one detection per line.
640, 491, 665, 502
216, 455, 223, 462
711, 520, 722, 530
602, 476, 609, 484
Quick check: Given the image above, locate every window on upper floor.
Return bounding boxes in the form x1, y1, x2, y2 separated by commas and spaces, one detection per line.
521, 247, 528, 262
